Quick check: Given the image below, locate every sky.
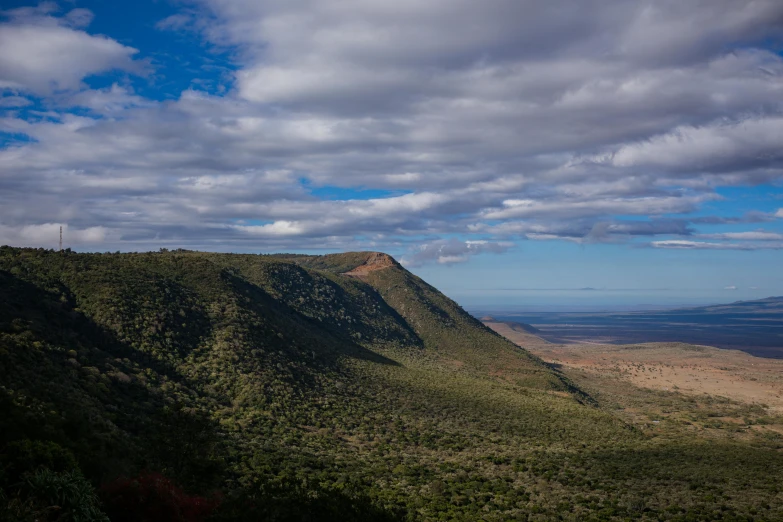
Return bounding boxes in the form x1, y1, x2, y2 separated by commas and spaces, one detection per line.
1, 0, 783, 309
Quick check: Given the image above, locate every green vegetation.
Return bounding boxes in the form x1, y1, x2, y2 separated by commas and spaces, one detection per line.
1, 247, 782, 520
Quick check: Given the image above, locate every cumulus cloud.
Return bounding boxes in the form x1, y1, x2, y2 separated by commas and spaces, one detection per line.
608, 116, 783, 175
698, 231, 783, 241
1, 0, 783, 261
0, 223, 111, 248
651, 240, 783, 250
0, 95, 32, 107
401, 239, 512, 267
484, 194, 714, 221
0, 5, 141, 94
66, 83, 153, 115
470, 218, 697, 243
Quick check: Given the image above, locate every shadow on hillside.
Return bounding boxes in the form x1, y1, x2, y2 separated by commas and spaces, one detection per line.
222, 272, 402, 367
339, 277, 423, 349
345, 345, 402, 366
0, 270, 189, 480
0, 270, 190, 378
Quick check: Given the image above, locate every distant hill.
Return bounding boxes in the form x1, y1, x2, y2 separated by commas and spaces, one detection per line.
480, 318, 542, 336
2, 247, 783, 520
673, 296, 783, 314
479, 316, 541, 334
506, 321, 541, 334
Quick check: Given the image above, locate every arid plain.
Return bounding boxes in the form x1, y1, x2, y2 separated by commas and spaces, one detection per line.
485, 319, 783, 437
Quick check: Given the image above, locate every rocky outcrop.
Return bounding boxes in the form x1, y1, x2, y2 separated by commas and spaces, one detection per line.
342, 252, 396, 278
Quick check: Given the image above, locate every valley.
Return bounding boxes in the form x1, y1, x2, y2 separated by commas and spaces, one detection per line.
478, 298, 783, 358
485, 319, 783, 435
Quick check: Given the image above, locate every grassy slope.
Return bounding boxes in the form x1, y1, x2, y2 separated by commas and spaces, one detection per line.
1, 247, 782, 521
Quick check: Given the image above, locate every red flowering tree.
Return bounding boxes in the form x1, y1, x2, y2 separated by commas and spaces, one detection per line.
101, 471, 220, 522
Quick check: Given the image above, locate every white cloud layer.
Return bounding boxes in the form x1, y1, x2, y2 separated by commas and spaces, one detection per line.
0, 5, 141, 95
0, 223, 110, 247
401, 239, 512, 267
651, 240, 783, 251
1, 1, 783, 262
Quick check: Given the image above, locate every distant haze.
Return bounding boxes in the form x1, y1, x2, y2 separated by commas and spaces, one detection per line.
474, 296, 783, 358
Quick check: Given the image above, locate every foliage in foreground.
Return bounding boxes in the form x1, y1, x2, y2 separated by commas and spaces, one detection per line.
1, 247, 782, 521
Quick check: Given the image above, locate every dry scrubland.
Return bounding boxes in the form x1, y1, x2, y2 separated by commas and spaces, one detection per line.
486, 320, 783, 435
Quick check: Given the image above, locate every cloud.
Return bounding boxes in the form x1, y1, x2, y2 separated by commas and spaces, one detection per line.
66, 83, 153, 115
698, 231, 783, 241
0, 95, 32, 108
156, 13, 195, 32
608, 116, 783, 175
471, 218, 696, 243
401, 238, 512, 267
0, 223, 110, 248
0, 6, 141, 95
484, 194, 715, 221
1, 0, 783, 252
651, 240, 783, 250
776, 209, 783, 218
724, 285, 738, 290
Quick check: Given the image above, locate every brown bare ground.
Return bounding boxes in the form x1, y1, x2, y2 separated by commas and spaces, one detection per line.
485, 320, 783, 412
343, 252, 396, 278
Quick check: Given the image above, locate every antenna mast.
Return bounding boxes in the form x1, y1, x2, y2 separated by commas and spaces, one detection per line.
59, 226, 63, 252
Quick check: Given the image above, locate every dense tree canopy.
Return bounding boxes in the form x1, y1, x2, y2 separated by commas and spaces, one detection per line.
1, 247, 782, 521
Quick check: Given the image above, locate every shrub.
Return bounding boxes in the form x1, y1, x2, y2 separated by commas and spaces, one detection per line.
22, 468, 108, 521
1, 440, 78, 486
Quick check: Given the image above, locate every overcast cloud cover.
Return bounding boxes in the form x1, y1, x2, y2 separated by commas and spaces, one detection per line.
1, 0, 783, 295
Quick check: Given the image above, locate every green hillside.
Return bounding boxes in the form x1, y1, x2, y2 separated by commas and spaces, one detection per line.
1, 247, 782, 521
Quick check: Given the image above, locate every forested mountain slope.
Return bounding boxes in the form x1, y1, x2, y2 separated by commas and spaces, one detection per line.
1, 247, 782, 521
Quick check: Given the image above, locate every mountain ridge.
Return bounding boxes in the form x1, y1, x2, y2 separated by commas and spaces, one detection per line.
2, 246, 783, 520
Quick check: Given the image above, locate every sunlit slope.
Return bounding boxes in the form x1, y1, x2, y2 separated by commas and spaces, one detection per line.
288, 251, 569, 390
